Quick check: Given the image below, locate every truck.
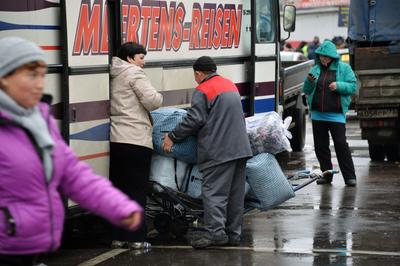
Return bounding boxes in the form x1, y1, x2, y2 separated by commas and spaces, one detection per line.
348, 0, 400, 161
0, 0, 312, 214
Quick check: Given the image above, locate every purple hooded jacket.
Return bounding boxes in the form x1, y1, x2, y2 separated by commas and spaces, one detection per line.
0, 103, 143, 255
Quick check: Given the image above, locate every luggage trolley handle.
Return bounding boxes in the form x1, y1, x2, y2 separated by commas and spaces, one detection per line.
292, 169, 339, 192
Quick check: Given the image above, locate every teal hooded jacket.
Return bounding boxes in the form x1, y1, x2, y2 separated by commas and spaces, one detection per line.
302, 40, 357, 115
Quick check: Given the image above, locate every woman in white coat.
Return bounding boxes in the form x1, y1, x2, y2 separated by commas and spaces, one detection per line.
110, 42, 163, 248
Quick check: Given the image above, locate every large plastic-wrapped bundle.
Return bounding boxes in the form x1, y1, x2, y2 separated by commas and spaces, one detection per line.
245, 153, 295, 210
151, 108, 197, 164
149, 154, 191, 192
246, 112, 292, 155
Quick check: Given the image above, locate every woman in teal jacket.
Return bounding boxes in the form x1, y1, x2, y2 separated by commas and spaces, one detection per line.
302, 40, 357, 186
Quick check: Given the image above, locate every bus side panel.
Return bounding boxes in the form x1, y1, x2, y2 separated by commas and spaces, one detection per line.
120, 0, 252, 110
68, 74, 110, 178
120, 0, 249, 60
64, 0, 111, 207
0, 2, 62, 106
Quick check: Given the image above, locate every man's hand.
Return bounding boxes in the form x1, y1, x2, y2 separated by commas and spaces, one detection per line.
329, 82, 337, 91
162, 133, 174, 153
121, 211, 142, 230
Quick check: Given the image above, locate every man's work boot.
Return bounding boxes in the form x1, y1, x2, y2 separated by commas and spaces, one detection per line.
227, 235, 241, 246
190, 233, 228, 249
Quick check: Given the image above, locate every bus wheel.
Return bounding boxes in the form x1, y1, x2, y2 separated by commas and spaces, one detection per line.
289, 106, 306, 152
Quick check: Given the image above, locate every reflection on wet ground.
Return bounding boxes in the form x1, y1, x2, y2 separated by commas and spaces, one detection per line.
45, 118, 400, 265
95, 248, 400, 266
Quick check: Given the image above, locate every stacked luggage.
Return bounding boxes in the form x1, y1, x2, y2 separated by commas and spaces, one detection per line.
149, 108, 294, 208
150, 108, 202, 198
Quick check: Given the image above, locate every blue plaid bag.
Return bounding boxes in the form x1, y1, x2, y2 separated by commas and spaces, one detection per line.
245, 153, 295, 210
149, 154, 190, 192
151, 108, 197, 164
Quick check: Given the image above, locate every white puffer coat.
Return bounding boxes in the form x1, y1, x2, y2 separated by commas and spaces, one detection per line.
110, 57, 163, 149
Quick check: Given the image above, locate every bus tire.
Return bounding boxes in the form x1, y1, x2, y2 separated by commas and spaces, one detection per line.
289, 106, 306, 152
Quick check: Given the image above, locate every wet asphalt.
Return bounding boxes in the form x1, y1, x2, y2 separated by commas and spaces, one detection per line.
44, 115, 400, 265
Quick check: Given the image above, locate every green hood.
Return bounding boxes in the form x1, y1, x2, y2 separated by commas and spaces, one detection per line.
315, 40, 339, 59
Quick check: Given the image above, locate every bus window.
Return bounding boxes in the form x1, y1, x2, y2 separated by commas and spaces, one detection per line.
256, 0, 275, 43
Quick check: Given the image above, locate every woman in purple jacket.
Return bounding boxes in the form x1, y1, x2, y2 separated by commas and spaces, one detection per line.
0, 37, 144, 265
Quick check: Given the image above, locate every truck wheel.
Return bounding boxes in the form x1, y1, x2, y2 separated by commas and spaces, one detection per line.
368, 143, 385, 161
289, 107, 306, 152
385, 144, 400, 162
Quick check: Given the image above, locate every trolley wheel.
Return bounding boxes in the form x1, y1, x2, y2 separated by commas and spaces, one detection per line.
153, 213, 172, 234
170, 217, 189, 237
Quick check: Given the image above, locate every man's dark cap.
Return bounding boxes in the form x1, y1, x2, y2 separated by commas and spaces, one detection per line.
193, 56, 217, 72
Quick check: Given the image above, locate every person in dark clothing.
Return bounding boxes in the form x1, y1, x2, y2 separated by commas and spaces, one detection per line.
308, 36, 321, 60
302, 40, 357, 187
162, 56, 252, 248
332, 36, 346, 49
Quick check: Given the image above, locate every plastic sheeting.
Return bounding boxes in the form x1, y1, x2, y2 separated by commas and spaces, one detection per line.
246, 112, 292, 155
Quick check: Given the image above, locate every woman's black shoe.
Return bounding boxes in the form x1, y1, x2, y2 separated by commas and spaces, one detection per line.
316, 177, 332, 185
345, 179, 356, 187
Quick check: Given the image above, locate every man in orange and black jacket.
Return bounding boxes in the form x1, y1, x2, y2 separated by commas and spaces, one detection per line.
163, 56, 252, 249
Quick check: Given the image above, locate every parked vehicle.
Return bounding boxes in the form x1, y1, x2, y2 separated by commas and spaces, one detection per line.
348, 0, 400, 161
0, 0, 312, 213
280, 51, 307, 62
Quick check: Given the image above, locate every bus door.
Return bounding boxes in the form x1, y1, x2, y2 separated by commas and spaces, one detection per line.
250, 0, 279, 116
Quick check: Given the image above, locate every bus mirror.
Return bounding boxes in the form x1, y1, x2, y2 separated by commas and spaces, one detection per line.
283, 5, 296, 32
